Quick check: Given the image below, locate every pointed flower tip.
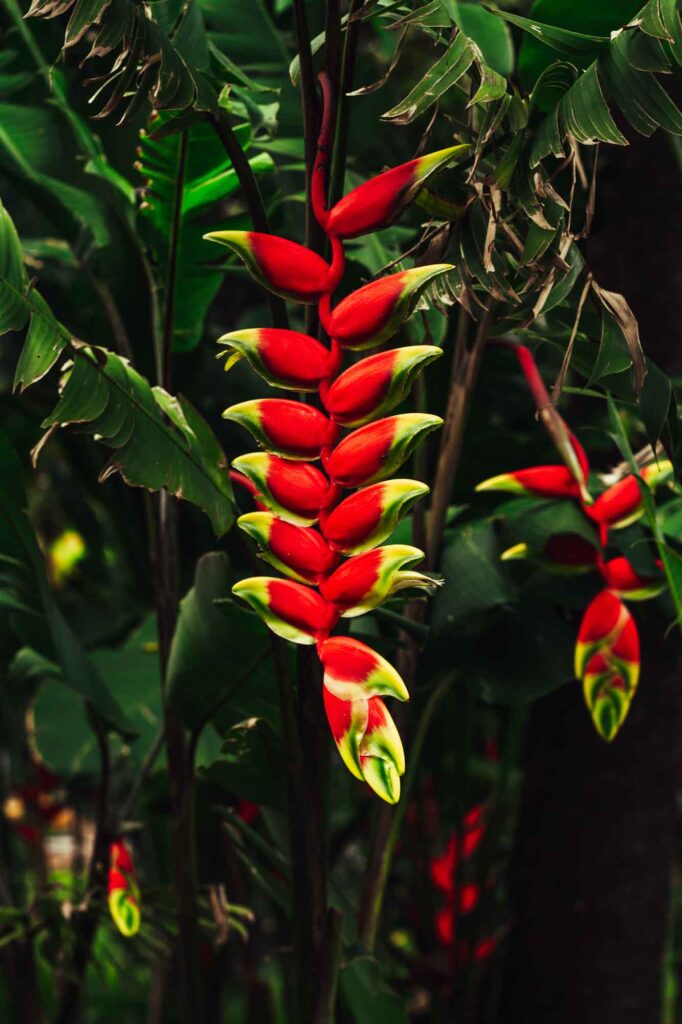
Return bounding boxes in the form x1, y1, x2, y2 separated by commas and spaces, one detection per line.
475, 473, 522, 494
203, 229, 248, 246
501, 543, 529, 561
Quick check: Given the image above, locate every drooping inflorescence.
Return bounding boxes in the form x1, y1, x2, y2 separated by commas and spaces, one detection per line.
205, 77, 466, 802
477, 390, 672, 742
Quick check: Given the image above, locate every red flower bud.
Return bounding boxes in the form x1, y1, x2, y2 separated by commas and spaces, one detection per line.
237, 512, 337, 583
327, 414, 442, 487
203, 231, 331, 303
232, 454, 331, 525
323, 689, 405, 803
327, 145, 468, 238
232, 577, 337, 644
600, 556, 664, 600
324, 346, 442, 427
217, 328, 332, 391
588, 461, 673, 530
324, 266, 453, 350
319, 544, 437, 616
223, 399, 335, 460
476, 465, 582, 499
107, 840, 140, 937
318, 636, 409, 701
322, 479, 429, 555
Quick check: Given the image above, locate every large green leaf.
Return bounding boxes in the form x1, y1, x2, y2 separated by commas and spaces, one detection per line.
167, 552, 273, 730
382, 32, 475, 124
43, 346, 234, 536
138, 117, 273, 352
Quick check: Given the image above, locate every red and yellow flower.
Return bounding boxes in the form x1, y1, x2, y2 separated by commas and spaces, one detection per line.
208, 80, 453, 801
108, 839, 141, 938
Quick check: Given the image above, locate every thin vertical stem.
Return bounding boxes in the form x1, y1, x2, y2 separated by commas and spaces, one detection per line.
160, 130, 188, 391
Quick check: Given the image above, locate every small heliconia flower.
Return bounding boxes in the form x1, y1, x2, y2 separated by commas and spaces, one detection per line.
327, 414, 443, 488
322, 479, 430, 555
319, 544, 438, 616
204, 230, 331, 303
588, 460, 673, 530
574, 589, 635, 680
599, 556, 665, 600
237, 512, 337, 583
582, 652, 636, 742
217, 328, 332, 391
326, 145, 468, 238
324, 346, 442, 427
231, 453, 331, 525
318, 636, 410, 702
232, 577, 338, 644
501, 533, 598, 573
324, 266, 453, 350
223, 399, 335, 460
108, 840, 140, 938
476, 464, 583, 499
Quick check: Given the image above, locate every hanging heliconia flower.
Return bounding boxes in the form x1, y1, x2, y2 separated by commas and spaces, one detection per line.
108, 839, 141, 938
476, 356, 672, 742
207, 76, 454, 803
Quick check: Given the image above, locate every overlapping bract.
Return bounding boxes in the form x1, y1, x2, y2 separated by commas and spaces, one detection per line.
208, 95, 456, 802
108, 840, 141, 938
478, 424, 671, 740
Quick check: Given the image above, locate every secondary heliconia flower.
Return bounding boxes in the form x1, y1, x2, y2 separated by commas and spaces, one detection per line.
318, 636, 409, 701
324, 346, 442, 427
323, 689, 405, 803
204, 231, 331, 303
223, 77, 448, 801
327, 414, 442, 487
501, 533, 598, 573
326, 145, 468, 238
323, 266, 453, 350
232, 453, 331, 525
599, 556, 665, 600
587, 460, 673, 530
322, 479, 430, 555
217, 328, 332, 391
223, 399, 335, 460
237, 512, 337, 583
320, 544, 437, 616
108, 840, 140, 938
476, 464, 583, 499
232, 577, 337, 644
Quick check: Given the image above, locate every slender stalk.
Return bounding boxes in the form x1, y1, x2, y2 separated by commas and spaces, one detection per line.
160, 130, 188, 391
209, 110, 288, 330
118, 726, 165, 822
358, 676, 454, 952
55, 706, 110, 1024
292, 0, 322, 252
327, 0, 363, 208
426, 300, 497, 569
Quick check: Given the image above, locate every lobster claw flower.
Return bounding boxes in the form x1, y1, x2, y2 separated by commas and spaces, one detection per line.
237, 512, 337, 583
600, 556, 665, 600
588, 461, 673, 530
108, 840, 140, 938
325, 266, 453, 350
323, 690, 405, 803
232, 577, 337, 644
319, 544, 438, 616
326, 145, 469, 238
231, 454, 331, 525
223, 399, 335, 460
501, 533, 598, 573
318, 636, 409, 702
476, 465, 583, 499
217, 328, 332, 391
327, 414, 442, 488
322, 479, 430, 555
204, 230, 331, 303
324, 346, 442, 427
574, 589, 640, 740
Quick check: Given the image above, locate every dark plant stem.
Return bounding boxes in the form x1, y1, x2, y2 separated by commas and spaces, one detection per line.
159, 130, 188, 391
119, 725, 165, 822
54, 705, 110, 1024
426, 300, 497, 569
327, 0, 363, 208
358, 675, 454, 952
210, 110, 289, 330
292, 0, 322, 253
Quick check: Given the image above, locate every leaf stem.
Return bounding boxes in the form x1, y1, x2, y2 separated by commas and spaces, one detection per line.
159, 130, 188, 391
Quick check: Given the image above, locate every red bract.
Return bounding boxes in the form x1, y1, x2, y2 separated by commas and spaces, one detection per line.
587, 461, 672, 530
204, 230, 331, 303
223, 399, 335, 460
108, 840, 140, 937
600, 556, 664, 600
476, 464, 581, 499
218, 328, 332, 391
223, 77, 447, 800
326, 145, 467, 238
